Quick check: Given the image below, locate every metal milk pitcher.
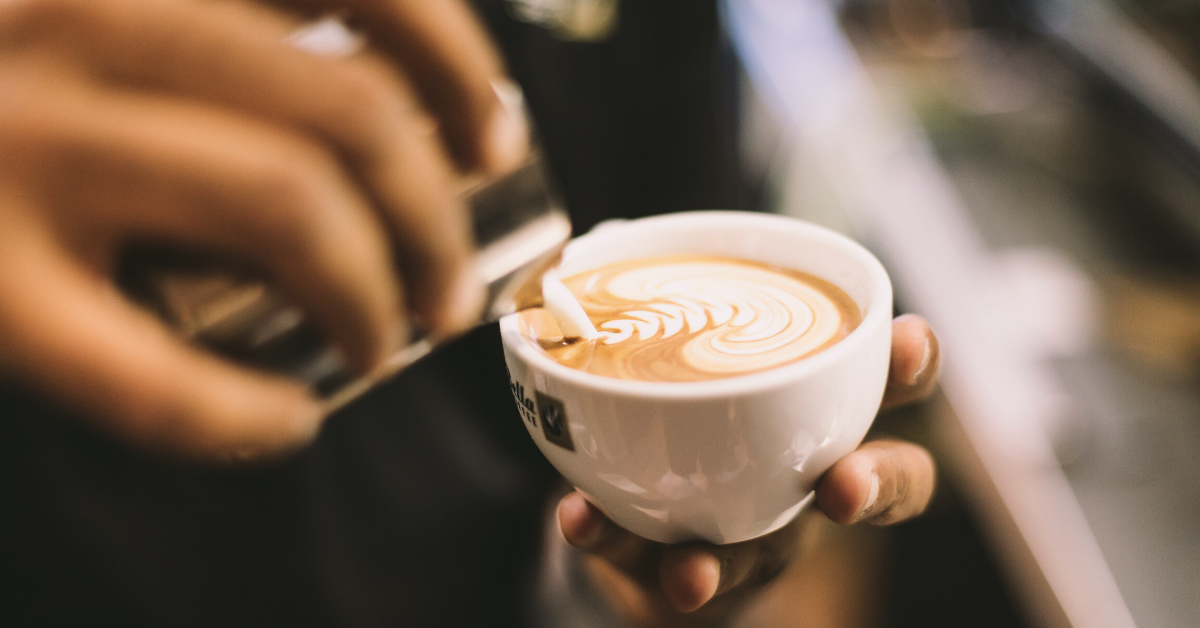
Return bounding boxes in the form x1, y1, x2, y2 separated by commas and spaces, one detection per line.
120, 148, 570, 415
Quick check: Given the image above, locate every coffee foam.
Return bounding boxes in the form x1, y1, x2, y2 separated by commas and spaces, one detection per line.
520, 255, 862, 382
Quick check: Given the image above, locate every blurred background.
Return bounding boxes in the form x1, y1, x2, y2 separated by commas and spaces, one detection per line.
724, 0, 1200, 626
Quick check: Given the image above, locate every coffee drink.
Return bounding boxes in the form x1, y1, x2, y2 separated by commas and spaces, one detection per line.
502, 212, 893, 544
518, 255, 861, 381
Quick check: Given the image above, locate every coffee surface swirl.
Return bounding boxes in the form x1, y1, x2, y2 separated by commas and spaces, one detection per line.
520, 255, 861, 382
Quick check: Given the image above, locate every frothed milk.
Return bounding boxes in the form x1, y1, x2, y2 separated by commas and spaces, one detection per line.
519, 255, 861, 381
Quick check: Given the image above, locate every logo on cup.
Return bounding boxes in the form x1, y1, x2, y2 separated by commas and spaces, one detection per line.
509, 377, 538, 428
537, 392, 574, 451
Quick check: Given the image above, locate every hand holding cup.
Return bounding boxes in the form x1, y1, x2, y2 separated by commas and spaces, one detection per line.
557, 315, 939, 621
501, 212, 940, 622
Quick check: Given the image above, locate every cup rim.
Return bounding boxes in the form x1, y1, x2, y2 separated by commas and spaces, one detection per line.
499, 210, 893, 399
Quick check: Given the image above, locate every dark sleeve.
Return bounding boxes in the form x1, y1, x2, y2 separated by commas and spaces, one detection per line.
0, 325, 560, 628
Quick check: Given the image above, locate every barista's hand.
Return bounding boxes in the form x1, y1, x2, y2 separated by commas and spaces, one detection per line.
557, 315, 939, 626
0, 0, 523, 460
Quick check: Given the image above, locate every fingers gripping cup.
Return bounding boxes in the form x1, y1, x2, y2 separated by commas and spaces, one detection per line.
500, 211, 893, 545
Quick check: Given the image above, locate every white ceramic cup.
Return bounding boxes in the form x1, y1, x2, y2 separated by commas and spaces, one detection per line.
500, 211, 893, 544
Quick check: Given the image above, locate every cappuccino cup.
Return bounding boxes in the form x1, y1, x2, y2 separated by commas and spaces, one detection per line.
500, 211, 893, 544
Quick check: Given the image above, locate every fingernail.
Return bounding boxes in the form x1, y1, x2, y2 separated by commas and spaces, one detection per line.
858, 471, 881, 520
663, 551, 721, 613
485, 78, 530, 173
560, 492, 606, 547
439, 265, 485, 336
286, 17, 364, 58
694, 555, 722, 609
909, 336, 933, 386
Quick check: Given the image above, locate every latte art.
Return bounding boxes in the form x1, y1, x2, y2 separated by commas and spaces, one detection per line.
522, 255, 861, 381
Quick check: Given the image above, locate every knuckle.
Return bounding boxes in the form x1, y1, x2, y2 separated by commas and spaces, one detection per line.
331, 60, 406, 129
258, 150, 323, 200
244, 157, 329, 246
244, 144, 380, 272
0, 75, 66, 171
255, 159, 313, 206
0, 0, 87, 40
325, 58, 436, 164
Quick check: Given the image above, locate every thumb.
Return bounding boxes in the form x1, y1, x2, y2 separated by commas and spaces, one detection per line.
0, 232, 322, 461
